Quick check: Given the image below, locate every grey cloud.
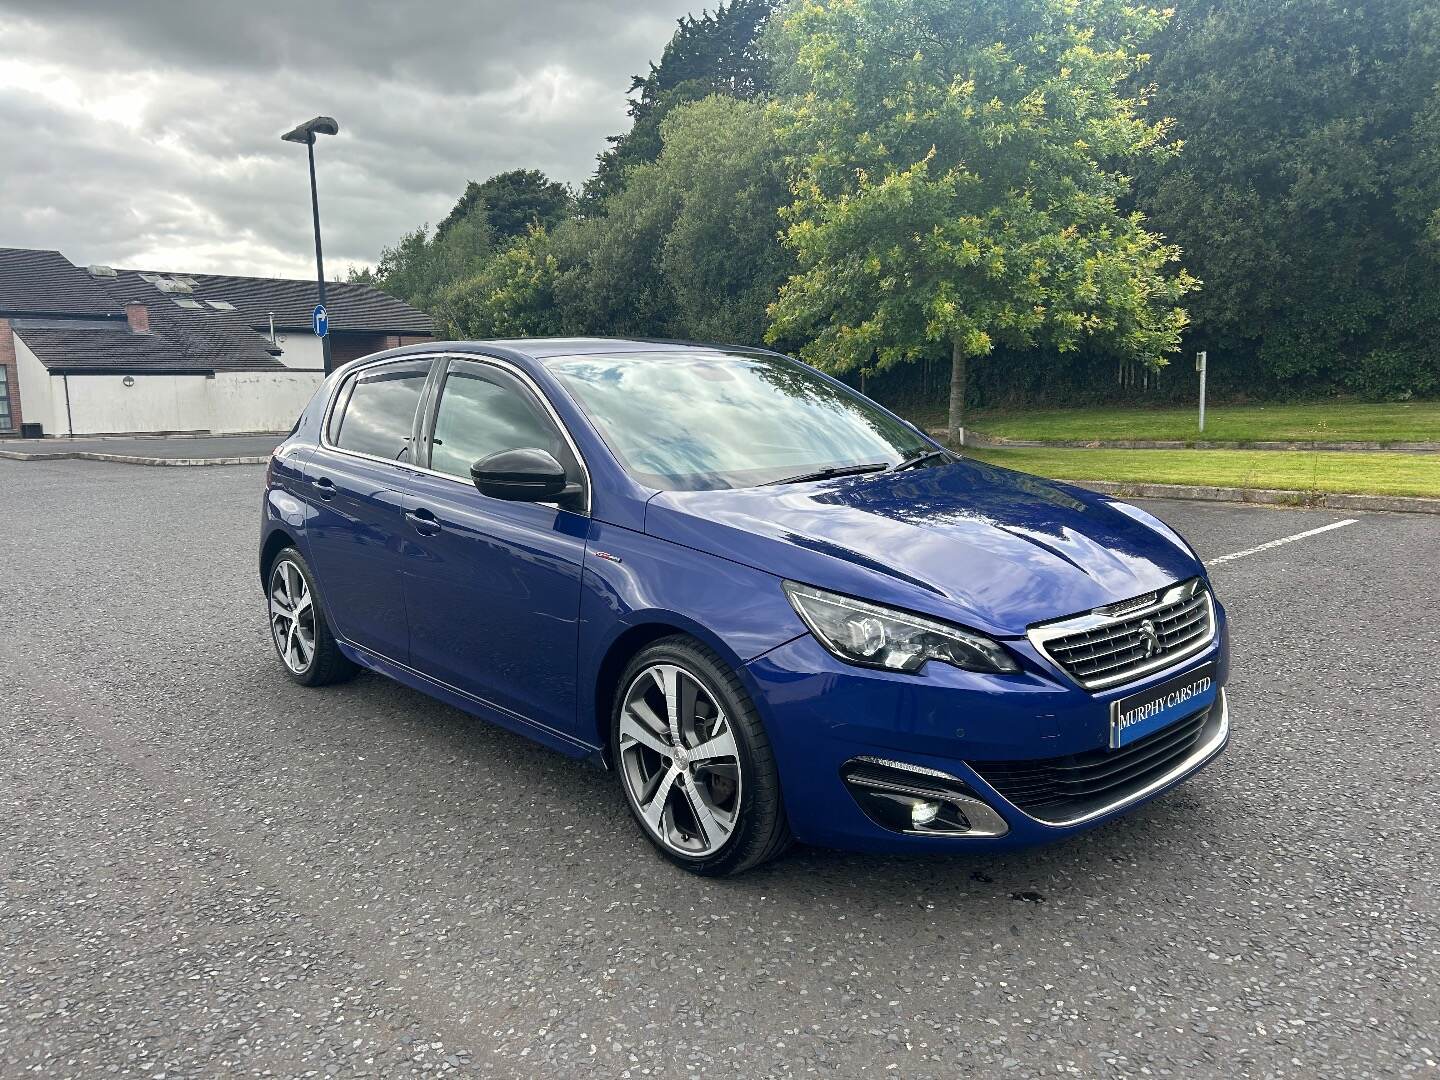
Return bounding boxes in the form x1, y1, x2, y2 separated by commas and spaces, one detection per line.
0, 0, 697, 277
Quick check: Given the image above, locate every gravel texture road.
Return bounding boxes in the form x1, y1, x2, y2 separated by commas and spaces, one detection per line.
0, 434, 283, 459
1, 460, 1436, 1079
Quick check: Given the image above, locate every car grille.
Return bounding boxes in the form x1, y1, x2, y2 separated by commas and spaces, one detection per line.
1030, 579, 1214, 689
968, 700, 1222, 825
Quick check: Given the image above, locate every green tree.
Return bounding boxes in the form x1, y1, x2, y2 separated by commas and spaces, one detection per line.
571, 96, 792, 341
434, 230, 569, 338
444, 96, 792, 344
584, 0, 777, 209
350, 213, 495, 312
652, 96, 793, 343
1137, 0, 1440, 398
437, 169, 573, 241
764, 0, 1196, 439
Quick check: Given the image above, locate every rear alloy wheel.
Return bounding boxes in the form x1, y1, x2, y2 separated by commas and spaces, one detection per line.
266, 547, 356, 687
270, 559, 316, 675
613, 637, 791, 875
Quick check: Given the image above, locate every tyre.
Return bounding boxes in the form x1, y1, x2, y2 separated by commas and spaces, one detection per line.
266, 547, 357, 687
612, 636, 792, 876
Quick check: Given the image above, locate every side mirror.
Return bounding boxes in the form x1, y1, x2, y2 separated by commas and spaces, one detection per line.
471, 447, 569, 502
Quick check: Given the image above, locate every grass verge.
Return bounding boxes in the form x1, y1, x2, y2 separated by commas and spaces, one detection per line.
966, 447, 1440, 499
904, 401, 1440, 445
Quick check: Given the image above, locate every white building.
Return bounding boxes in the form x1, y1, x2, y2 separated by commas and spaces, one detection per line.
0, 247, 433, 437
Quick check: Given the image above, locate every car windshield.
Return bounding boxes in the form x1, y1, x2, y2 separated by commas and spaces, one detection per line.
544, 350, 932, 491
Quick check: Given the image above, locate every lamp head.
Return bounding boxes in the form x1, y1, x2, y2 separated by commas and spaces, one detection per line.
281, 116, 340, 144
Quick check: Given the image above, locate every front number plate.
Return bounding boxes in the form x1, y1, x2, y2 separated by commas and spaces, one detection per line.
1109, 662, 1217, 749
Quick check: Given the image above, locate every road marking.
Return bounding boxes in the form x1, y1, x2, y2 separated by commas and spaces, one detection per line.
1206, 518, 1358, 566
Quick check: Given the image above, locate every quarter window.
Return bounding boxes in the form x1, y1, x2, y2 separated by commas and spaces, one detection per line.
428, 361, 573, 481
330, 364, 429, 461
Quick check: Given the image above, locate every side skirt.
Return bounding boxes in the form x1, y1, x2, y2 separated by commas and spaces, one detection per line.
335, 639, 607, 767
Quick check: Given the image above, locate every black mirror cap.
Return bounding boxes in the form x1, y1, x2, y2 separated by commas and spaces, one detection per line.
471, 447, 569, 501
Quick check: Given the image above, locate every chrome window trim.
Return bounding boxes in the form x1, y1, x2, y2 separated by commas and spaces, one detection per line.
995, 690, 1230, 829
319, 351, 593, 517
1026, 579, 1216, 691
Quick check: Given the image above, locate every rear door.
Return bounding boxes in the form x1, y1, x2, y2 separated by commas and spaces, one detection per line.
400, 357, 589, 738
302, 357, 434, 663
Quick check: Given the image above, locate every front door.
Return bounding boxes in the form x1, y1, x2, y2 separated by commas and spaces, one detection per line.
302, 358, 432, 663
401, 358, 588, 739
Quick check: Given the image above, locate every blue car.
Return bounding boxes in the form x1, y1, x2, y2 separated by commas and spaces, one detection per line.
260, 339, 1229, 875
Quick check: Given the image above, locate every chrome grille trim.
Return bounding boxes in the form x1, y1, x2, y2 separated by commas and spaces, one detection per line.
1027, 579, 1216, 690
1096, 591, 1159, 618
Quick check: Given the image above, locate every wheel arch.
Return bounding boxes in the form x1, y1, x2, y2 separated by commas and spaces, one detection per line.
259, 527, 297, 588
588, 616, 753, 762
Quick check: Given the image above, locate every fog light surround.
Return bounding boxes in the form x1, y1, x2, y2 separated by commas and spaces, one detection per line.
840, 757, 1009, 838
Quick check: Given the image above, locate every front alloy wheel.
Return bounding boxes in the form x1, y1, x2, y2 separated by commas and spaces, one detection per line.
619, 662, 742, 857
613, 638, 791, 875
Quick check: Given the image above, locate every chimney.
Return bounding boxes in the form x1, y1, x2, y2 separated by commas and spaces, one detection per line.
125, 300, 150, 334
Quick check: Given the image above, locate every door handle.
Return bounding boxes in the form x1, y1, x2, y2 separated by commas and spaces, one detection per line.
310, 477, 336, 501
406, 507, 442, 536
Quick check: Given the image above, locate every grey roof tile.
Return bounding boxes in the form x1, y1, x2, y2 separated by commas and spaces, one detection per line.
96, 270, 284, 371
11, 318, 284, 374
2, 247, 433, 373
0, 248, 123, 318
121, 268, 435, 333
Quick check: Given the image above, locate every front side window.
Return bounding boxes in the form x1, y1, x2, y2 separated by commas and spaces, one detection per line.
545, 350, 929, 491
427, 360, 573, 480
330, 363, 429, 461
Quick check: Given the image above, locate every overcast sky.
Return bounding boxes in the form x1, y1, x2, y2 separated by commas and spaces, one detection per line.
0, 0, 699, 279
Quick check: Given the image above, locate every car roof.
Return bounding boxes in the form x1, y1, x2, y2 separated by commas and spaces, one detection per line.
381, 337, 784, 362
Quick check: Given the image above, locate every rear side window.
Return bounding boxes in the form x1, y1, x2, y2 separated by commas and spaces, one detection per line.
330, 364, 429, 461
427, 361, 574, 480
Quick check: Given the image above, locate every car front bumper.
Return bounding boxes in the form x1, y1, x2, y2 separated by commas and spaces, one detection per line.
743, 605, 1231, 853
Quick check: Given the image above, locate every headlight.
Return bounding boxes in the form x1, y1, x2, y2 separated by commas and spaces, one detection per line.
783, 581, 1020, 675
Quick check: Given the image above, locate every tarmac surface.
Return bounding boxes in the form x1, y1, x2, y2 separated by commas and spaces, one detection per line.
0, 434, 284, 459
1, 459, 1436, 1078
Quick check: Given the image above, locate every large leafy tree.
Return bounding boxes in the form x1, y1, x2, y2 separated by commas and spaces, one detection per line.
434, 232, 568, 338
573, 96, 792, 341
652, 97, 793, 343
765, 0, 1196, 439
440, 96, 792, 344
349, 213, 494, 313
584, 0, 777, 209
1137, 0, 1440, 398
354, 169, 570, 311
436, 169, 573, 241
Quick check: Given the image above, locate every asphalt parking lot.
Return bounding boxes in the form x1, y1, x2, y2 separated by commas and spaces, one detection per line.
2, 459, 1436, 1079
0, 434, 284, 461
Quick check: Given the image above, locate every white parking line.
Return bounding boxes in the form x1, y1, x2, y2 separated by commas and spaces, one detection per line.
1206, 518, 1358, 566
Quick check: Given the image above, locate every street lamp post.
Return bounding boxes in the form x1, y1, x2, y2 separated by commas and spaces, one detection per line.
281, 115, 340, 375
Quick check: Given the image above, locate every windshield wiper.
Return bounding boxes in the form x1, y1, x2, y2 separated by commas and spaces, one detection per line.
764, 462, 889, 486
891, 448, 953, 473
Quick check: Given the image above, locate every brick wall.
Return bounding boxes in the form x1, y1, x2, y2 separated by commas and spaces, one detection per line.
329, 333, 433, 367
0, 319, 22, 433
329, 333, 386, 366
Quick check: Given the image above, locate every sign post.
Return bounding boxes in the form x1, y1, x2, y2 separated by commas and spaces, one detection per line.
1196, 350, 1208, 433
312, 303, 329, 340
